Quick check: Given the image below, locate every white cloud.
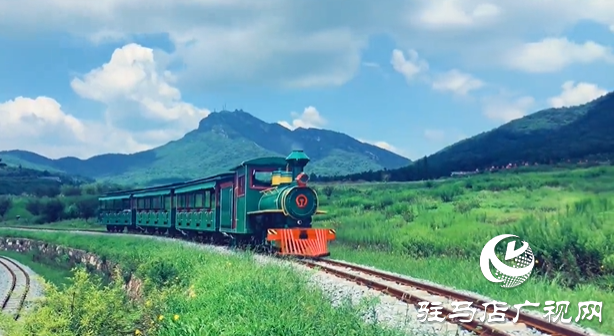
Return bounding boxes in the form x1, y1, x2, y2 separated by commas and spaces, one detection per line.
548, 81, 608, 108
278, 106, 327, 130
0, 43, 211, 159
424, 129, 446, 141
415, 1, 501, 29
0, 96, 148, 158
71, 43, 209, 129
358, 139, 407, 157
391, 49, 428, 81
431, 69, 484, 95
610, 24, 614, 32
482, 94, 535, 123
505, 37, 614, 73
1, 0, 614, 90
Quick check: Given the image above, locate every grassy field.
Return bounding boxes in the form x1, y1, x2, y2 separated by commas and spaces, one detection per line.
1, 166, 613, 333
314, 166, 614, 334
1, 218, 105, 230
0, 230, 407, 336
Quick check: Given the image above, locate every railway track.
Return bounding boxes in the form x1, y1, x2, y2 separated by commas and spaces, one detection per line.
298, 258, 593, 336
0, 256, 31, 320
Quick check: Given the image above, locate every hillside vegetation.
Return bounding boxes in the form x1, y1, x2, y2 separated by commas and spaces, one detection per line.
0, 110, 410, 186
313, 166, 614, 333
330, 91, 614, 182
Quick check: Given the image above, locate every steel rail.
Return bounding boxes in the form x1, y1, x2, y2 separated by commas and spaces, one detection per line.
0, 256, 31, 320
301, 258, 591, 336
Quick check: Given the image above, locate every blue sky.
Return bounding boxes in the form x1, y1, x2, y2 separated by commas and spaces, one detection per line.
0, 0, 613, 160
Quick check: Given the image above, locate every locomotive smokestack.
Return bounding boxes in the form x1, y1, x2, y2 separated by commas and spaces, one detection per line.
286, 150, 310, 179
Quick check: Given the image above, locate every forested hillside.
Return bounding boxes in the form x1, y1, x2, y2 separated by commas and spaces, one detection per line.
326, 91, 614, 182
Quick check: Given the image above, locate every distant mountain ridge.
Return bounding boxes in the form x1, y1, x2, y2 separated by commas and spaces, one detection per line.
335, 90, 614, 182
0, 110, 411, 186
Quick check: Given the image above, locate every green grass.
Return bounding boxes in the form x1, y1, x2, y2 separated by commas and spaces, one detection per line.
1, 219, 104, 231
314, 166, 614, 334
0, 250, 72, 287
0, 229, 406, 336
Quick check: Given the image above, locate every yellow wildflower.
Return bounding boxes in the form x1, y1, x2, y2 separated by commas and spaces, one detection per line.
173, 314, 180, 321
158, 315, 164, 321
135, 329, 142, 335
145, 300, 151, 307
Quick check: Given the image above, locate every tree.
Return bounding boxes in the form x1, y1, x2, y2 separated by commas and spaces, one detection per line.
41, 198, 65, 223
0, 196, 12, 218
76, 197, 99, 219
61, 185, 82, 197
26, 199, 42, 215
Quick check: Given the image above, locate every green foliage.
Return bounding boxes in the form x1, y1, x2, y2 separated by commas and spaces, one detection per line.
0, 231, 406, 336
314, 166, 614, 286
0, 268, 155, 336
41, 199, 65, 223
0, 196, 12, 218
0, 163, 94, 196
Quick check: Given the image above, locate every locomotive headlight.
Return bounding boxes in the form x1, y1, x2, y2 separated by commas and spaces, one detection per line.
297, 220, 303, 225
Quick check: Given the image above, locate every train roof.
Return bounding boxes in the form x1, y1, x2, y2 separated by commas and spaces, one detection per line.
230, 156, 288, 171
99, 153, 295, 200
99, 171, 235, 200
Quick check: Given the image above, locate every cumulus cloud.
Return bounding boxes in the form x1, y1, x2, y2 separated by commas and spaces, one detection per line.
278, 106, 327, 130
391, 49, 428, 81
0, 43, 210, 159
482, 94, 535, 123
431, 69, 484, 95
71, 43, 209, 130
548, 81, 608, 108
423, 129, 446, 141
0, 96, 148, 158
505, 38, 614, 73
1, 0, 614, 89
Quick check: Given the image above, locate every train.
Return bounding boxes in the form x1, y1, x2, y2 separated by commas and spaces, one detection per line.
97, 150, 336, 258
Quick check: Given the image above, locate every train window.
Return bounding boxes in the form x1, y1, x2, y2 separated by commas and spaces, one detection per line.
122, 199, 130, 209
137, 198, 144, 209
252, 170, 273, 188
144, 198, 151, 209
152, 197, 160, 209
204, 191, 211, 208
195, 193, 204, 208
164, 196, 171, 209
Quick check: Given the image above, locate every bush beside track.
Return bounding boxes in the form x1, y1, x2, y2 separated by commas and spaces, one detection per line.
0, 230, 406, 336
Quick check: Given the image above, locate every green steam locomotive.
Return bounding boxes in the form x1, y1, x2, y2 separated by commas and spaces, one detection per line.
97, 150, 335, 257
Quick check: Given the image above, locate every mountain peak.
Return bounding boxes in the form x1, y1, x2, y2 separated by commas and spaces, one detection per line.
198, 109, 263, 130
